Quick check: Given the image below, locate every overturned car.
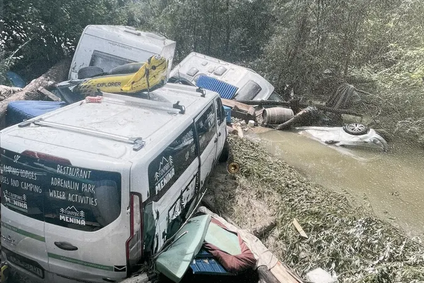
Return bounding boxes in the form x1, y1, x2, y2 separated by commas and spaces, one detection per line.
296, 123, 388, 152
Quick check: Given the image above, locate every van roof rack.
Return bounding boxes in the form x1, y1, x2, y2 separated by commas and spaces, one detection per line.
196, 87, 206, 97
101, 92, 186, 114
18, 118, 146, 151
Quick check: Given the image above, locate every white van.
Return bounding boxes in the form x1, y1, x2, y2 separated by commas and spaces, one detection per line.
169, 52, 274, 101
0, 83, 228, 283
68, 25, 176, 80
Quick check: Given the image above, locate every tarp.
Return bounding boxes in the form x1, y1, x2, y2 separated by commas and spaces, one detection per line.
6, 100, 67, 127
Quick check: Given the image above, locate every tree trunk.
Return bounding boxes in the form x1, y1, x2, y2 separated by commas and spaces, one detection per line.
0, 59, 70, 124
0, 86, 22, 99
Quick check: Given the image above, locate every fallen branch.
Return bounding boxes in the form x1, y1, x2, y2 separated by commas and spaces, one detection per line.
37, 87, 61, 101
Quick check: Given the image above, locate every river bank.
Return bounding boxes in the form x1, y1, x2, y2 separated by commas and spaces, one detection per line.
205, 134, 424, 282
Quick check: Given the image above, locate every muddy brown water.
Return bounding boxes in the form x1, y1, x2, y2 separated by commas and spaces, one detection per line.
254, 128, 424, 242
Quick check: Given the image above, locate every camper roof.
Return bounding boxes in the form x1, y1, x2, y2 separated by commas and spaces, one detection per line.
83, 25, 175, 54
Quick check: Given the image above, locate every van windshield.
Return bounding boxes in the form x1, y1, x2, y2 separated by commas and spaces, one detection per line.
1, 149, 121, 232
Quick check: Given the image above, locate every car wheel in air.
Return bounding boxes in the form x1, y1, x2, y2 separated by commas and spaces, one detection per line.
343, 123, 369, 135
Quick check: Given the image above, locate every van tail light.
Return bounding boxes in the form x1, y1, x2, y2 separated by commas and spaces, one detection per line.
21, 150, 72, 165
126, 193, 143, 268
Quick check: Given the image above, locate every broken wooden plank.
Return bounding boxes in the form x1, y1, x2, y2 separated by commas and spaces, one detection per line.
221, 98, 251, 112
270, 261, 304, 283
233, 123, 244, 138
292, 218, 308, 239
37, 87, 61, 101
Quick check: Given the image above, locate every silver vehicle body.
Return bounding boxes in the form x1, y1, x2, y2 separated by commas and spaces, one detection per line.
296, 126, 388, 152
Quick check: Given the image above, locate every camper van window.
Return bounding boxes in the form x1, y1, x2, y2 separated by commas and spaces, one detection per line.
214, 66, 227, 76
148, 125, 197, 199
196, 104, 216, 154
0, 149, 122, 232
236, 80, 262, 100
187, 67, 199, 77
90, 50, 134, 73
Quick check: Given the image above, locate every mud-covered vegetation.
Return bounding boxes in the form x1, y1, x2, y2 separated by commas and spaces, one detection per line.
207, 136, 424, 282
2, 0, 424, 146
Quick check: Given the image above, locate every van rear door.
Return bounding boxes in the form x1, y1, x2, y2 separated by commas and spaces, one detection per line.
1, 149, 48, 280
2, 147, 130, 282
42, 158, 129, 282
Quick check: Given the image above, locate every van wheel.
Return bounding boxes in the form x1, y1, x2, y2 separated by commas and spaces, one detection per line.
219, 140, 230, 162
78, 66, 104, 79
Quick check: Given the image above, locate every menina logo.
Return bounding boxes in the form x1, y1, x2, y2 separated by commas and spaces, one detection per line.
154, 155, 175, 194
59, 206, 86, 226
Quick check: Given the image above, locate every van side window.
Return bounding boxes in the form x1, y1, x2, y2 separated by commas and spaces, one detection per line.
215, 98, 225, 125
148, 125, 197, 199
196, 104, 216, 154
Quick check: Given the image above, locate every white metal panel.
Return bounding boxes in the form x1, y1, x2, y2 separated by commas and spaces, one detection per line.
170, 52, 274, 100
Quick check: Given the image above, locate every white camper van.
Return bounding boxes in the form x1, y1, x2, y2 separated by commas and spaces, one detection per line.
0, 84, 227, 283
169, 52, 274, 101
68, 25, 176, 80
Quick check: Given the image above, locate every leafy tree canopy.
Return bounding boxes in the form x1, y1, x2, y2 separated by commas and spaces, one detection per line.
1, 0, 128, 83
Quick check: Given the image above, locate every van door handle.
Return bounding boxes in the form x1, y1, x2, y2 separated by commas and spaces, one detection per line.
214, 137, 218, 143
218, 132, 222, 137
54, 241, 78, 251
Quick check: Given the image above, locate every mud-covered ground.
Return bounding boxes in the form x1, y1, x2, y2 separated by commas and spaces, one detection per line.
204, 135, 424, 283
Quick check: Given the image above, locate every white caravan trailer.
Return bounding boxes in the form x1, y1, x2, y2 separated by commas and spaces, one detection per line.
170, 52, 274, 101
69, 25, 176, 80
0, 84, 227, 283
